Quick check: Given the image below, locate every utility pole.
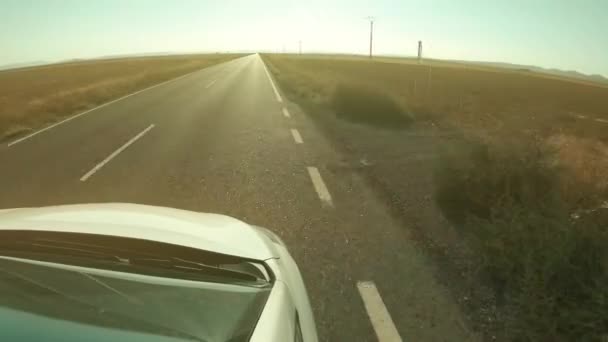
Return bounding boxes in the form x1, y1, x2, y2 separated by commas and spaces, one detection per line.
366, 16, 375, 58
418, 41, 423, 64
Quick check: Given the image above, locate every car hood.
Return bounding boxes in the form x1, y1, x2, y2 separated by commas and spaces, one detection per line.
0, 203, 278, 260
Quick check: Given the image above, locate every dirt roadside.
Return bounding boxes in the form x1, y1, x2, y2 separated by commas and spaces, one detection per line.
302, 103, 500, 339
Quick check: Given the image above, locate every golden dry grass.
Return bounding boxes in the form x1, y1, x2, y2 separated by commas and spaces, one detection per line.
548, 134, 608, 207
0, 54, 243, 140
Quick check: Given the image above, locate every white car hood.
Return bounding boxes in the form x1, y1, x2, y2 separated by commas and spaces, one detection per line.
0, 203, 277, 260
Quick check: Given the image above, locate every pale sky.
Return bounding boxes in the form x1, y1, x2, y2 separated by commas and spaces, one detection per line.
1, 0, 607, 75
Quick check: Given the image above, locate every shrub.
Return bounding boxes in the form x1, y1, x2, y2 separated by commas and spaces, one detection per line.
330, 83, 412, 128
435, 133, 608, 340
435, 134, 563, 224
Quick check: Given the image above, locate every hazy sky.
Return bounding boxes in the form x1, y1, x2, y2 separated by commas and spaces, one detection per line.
1, 0, 607, 75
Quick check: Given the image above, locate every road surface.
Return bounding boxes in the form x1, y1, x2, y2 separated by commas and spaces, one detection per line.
0, 54, 473, 341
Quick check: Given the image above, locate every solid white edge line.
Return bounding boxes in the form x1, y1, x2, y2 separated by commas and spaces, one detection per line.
282, 107, 291, 118
80, 124, 155, 181
306, 166, 333, 206
7, 66, 206, 147
290, 128, 303, 144
259, 56, 283, 103
357, 281, 403, 342
205, 80, 217, 88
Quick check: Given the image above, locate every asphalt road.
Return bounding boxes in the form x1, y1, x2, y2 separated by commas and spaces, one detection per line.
0, 54, 473, 341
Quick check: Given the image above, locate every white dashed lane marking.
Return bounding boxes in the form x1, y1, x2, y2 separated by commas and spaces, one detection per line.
357, 281, 403, 342
282, 107, 291, 118
306, 166, 333, 206
80, 124, 155, 181
291, 129, 303, 144
205, 80, 217, 88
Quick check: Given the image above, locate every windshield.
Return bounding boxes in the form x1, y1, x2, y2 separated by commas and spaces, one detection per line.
0, 232, 272, 342
1, 1, 607, 341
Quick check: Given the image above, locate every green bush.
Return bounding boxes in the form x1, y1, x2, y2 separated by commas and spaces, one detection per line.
435, 134, 608, 340
330, 83, 412, 128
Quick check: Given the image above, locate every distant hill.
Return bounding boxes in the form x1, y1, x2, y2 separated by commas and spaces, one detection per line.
0, 61, 48, 71
95, 52, 174, 59
94, 51, 230, 60
3, 54, 607, 87
0, 51, 220, 71
468, 61, 608, 86
0, 52, 210, 72
362, 54, 608, 87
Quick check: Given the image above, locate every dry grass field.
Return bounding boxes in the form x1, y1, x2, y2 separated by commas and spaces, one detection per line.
264, 54, 608, 134
263, 53, 608, 340
0, 54, 242, 140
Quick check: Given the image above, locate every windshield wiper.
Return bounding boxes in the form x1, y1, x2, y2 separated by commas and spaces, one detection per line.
0, 238, 268, 283
128, 257, 265, 282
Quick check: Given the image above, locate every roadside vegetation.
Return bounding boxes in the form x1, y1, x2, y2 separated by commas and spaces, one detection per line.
0, 54, 242, 141
263, 54, 608, 340
436, 131, 608, 340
